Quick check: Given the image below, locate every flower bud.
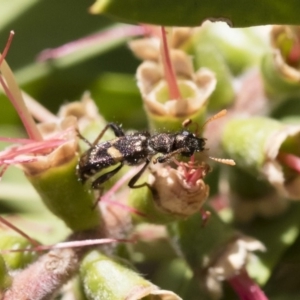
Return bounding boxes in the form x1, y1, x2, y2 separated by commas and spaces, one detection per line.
0, 231, 37, 270
222, 117, 300, 199
136, 50, 216, 131
129, 162, 210, 224
80, 250, 182, 300
193, 22, 267, 75
20, 115, 100, 231
0, 255, 11, 292
261, 26, 300, 102
227, 166, 289, 222
194, 43, 234, 111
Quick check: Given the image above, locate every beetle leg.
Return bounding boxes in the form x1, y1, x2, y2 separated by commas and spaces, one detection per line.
155, 148, 188, 163
91, 186, 104, 210
91, 163, 124, 189
92, 123, 125, 146
76, 129, 93, 147
128, 159, 151, 189
77, 123, 125, 148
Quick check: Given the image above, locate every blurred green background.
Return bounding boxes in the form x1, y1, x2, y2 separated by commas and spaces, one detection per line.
0, 0, 145, 129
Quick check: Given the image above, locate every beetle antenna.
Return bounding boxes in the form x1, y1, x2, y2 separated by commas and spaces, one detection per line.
209, 156, 235, 166
202, 109, 227, 128
182, 119, 200, 135
182, 109, 227, 137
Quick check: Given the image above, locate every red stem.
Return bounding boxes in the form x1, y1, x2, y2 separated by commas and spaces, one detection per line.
228, 269, 269, 300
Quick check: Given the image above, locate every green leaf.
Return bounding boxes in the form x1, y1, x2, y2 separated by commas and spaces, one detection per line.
91, 0, 300, 28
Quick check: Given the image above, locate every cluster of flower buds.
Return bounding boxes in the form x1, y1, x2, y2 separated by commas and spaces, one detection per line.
3, 20, 300, 300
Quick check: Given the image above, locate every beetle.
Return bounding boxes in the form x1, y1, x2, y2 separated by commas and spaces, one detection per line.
76, 123, 206, 190
76, 109, 234, 191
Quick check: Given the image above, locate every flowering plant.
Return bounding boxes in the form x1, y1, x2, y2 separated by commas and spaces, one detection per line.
0, 2, 300, 300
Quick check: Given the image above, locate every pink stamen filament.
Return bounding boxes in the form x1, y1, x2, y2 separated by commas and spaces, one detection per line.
174, 155, 205, 185
0, 75, 42, 141
2, 238, 133, 253
0, 139, 65, 162
2, 158, 37, 165
160, 27, 182, 100
0, 157, 38, 179
0, 32, 42, 141
0, 126, 72, 144
187, 168, 203, 185
100, 167, 139, 202
101, 199, 147, 218
277, 151, 300, 174
99, 166, 148, 218
0, 137, 38, 143
0, 31, 14, 67
0, 216, 40, 247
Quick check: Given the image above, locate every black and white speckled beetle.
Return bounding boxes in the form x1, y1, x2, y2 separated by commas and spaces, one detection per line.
76, 122, 206, 190
76, 110, 234, 191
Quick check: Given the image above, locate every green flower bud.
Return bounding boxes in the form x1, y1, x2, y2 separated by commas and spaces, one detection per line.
192, 22, 267, 75
26, 155, 101, 231
194, 43, 234, 111
7, 96, 107, 232
261, 26, 300, 102
80, 250, 182, 299
0, 232, 37, 270
0, 255, 11, 292
129, 163, 210, 224
222, 117, 300, 199
228, 166, 289, 222
153, 258, 205, 299
136, 50, 216, 131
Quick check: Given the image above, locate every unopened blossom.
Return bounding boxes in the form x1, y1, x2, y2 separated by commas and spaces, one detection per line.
80, 250, 182, 300
261, 25, 300, 101
129, 157, 210, 224
148, 162, 210, 218
222, 117, 300, 200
